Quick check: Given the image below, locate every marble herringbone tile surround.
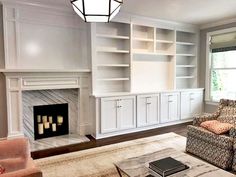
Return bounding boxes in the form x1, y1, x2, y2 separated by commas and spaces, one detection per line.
22, 89, 79, 140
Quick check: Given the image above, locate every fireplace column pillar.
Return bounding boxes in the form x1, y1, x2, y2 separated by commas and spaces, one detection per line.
5, 76, 24, 139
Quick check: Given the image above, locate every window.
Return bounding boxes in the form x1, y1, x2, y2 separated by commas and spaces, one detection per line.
211, 50, 236, 101
207, 28, 236, 102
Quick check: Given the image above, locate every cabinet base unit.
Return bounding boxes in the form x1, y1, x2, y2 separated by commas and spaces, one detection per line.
137, 94, 159, 127
92, 89, 204, 139
180, 90, 203, 120
160, 92, 180, 123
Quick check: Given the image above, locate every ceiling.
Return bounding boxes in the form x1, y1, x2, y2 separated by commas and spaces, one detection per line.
7, 0, 236, 26
120, 0, 236, 26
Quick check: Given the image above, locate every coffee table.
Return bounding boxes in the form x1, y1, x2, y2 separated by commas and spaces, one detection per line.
115, 148, 235, 177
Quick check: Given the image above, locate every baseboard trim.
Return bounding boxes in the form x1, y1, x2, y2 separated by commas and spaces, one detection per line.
7, 133, 24, 139
93, 119, 192, 139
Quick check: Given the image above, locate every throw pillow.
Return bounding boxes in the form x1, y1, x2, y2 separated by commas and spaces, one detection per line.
200, 120, 233, 135
200, 120, 218, 129
0, 165, 5, 175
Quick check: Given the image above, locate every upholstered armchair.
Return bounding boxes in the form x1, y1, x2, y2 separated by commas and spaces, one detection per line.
0, 138, 42, 177
186, 99, 236, 170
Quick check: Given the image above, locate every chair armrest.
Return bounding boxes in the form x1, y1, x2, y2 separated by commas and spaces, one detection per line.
229, 127, 236, 138
1, 167, 42, 177
193, 113, 218, 126
0, 138, 30, 160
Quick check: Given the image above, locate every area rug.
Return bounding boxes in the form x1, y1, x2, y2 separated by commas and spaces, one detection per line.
35, 132, 186, 177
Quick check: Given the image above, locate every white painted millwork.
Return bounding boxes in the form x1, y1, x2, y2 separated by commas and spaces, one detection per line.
137, 94, 159, 127
160, 92, 180, 123
0, 1, 204, 140
181, 91, 203, 120
2, 2, 90, 70
3, 71, 91, 139
93, 89, 203, 139
101, 96, 136, 133
91, 20, 199, 94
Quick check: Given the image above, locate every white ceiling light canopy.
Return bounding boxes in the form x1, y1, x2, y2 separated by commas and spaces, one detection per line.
71, 0, 123, 22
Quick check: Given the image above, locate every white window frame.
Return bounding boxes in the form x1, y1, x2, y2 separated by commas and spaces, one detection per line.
205, 27, 236, 104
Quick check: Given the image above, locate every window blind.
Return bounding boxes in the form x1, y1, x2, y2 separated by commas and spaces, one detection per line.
210, 31, 236, 53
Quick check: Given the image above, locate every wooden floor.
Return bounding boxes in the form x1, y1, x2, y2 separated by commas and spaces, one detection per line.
31, 122, 191, 159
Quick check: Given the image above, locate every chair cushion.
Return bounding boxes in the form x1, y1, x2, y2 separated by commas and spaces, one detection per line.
0, 165, 5, 175
200, 120, 233, 135
187, 125, 234, 149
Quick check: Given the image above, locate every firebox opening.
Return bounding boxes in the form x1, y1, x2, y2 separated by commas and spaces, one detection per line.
33, 103, 69, 140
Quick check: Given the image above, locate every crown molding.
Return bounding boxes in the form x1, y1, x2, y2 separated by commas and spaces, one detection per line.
200, 17, 236, 30
117, 11, 199, 32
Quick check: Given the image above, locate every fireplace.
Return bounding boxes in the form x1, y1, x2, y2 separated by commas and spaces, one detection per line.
33, 104, 69, 140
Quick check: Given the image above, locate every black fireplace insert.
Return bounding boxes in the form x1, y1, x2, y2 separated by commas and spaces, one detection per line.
33, 103, 69, 140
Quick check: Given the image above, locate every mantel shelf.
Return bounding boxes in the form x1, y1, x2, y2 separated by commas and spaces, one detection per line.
0, 69, 91, 73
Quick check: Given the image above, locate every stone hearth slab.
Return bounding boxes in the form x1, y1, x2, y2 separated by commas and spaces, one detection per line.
29, 134, 90, 152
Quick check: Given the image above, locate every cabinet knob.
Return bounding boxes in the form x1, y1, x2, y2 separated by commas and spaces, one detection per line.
146, 103, 151, 105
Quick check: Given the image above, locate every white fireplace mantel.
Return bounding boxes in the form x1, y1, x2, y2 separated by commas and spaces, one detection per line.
1, 70, 91, 139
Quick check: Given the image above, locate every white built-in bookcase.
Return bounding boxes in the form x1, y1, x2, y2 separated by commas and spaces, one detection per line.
91, 22, 131, 93
176, 31, 197, 89
91, 21, 199, 94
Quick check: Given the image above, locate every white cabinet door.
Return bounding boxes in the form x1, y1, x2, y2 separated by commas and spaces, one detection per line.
120, 96, 136, 130
101, 96, 136, 133
101, 97, 119, 133
137, 94, 159, 127
160, 93, 180, 123
190, 92, 203, 115
181, 91, 203, 120
180, 92, 191, 119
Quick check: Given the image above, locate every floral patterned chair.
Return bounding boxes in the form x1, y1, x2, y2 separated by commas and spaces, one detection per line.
186, 99, 236, 170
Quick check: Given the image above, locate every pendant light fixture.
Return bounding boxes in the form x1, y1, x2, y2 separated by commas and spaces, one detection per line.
71, 0, 123, 22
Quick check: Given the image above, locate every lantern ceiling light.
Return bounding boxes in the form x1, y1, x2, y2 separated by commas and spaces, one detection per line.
71, 0, 123, 22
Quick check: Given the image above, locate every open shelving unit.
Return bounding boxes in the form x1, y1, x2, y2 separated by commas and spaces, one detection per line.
131, 25, 176, 92
175, 31, 197, 89
132, 25, 155, 54
156, 28, 175, 56
91, 21, 199, 94
132, 25, 176, 56
92, 22, 131, 93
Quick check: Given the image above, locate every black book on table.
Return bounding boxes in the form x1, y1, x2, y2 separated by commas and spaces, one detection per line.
149, 157, 189, 177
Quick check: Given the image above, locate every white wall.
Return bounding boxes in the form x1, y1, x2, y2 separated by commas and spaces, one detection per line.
3, 3, 90, 70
